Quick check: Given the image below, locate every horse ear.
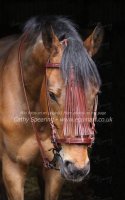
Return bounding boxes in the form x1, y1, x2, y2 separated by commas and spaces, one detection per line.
42, 23, 60, 54
83, 23, 104, 57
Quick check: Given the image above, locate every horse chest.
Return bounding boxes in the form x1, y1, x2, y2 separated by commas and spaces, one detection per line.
15, 134, 40, 164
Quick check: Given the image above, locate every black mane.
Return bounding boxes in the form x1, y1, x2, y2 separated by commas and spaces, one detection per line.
23, 15, 101, 90
23, 15, 81, 42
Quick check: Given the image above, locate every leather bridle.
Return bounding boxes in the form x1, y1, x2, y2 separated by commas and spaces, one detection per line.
18, 33, 98, 169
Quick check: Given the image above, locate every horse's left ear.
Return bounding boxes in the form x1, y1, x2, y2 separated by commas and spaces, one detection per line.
42, 23, 61, 55
83, 23, 104, 57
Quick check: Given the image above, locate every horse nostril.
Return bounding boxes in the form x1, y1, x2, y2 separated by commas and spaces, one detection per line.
64, 160, 72, 168
86, 161, 90, 167
83, 161, 90, 175
64, 160, 74, 175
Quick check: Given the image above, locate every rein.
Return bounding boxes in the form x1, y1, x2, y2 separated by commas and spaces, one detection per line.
18, 34, 59, 169
18, 33, 98, 170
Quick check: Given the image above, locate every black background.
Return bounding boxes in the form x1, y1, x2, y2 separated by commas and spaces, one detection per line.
0, 0, 124, 200
0, 0, 112, 37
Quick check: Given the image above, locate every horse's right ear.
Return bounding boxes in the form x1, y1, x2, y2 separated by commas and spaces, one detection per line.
42, 23, 60, 53
83, 23, 104, 57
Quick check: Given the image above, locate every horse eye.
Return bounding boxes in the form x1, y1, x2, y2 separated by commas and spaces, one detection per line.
49, 92, 57, 102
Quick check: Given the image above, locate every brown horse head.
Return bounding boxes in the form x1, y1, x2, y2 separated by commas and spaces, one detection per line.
25, 17, 103, 182
33, 21, 103, 182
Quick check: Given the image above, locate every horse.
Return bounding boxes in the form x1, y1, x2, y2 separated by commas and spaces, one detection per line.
0, 16, 103, 200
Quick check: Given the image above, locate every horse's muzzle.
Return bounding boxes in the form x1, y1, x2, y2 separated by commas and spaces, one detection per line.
60, 160, 90, 182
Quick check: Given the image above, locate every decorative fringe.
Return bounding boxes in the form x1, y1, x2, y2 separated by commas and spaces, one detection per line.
63, 67, 95, 138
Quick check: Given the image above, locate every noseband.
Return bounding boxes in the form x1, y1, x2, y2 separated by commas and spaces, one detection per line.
18, 33, 98, 169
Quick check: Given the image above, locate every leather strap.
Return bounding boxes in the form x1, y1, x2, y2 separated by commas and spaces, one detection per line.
56, 137, 94, 144
46, 63, 60, 68
18, 33, 53, 168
